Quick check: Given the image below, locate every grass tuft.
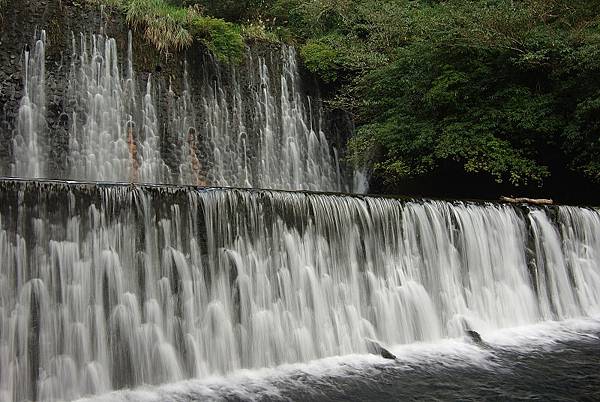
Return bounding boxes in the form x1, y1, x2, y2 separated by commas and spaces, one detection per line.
85, 0, 247, 62
125, 0, 196, 52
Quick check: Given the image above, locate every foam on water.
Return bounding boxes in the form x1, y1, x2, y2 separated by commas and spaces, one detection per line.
74, 317, 600, 402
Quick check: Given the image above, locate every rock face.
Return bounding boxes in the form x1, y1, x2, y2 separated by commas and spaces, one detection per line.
0, 0, 354, 190
1, 0, 133, 175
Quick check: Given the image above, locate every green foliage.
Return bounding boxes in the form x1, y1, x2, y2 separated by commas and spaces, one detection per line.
90, 0, 600, 189
88, 0, 245, 62
337, 0, 600, 187
240, 21, 279, 43
125, 0, 195, 51
189, 15, 244, 62
178, 0, 275, 21
300, 39, 340, 82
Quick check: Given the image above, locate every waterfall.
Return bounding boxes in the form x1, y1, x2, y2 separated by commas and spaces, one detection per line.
2, 23, 598, 402
0, 179, 599, 401
10, 31, 47, 178
67, 33, 170, 183
5, 31, 347, 192
188, 46, 344, 191
169, 62, 208, 186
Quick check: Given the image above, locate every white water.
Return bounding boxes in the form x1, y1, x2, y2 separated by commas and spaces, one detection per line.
74, 317, 600, 402
169, 63, 207, 186
67, 33, 170, 183
195, 47, 344, 191
8, 31, 349, 192
0, 182, 599, 401
11, 31, 47, 178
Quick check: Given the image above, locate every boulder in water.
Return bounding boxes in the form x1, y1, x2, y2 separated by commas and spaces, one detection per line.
365, 338, 396, 360
465, 329, 491, 348
460, 317, 486, 347
466, 330, 483, 344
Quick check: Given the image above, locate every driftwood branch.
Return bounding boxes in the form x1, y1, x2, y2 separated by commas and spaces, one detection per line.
500, 196, 554, 205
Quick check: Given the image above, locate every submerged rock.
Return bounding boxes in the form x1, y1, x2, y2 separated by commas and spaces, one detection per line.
464, 329, 492, 349
466, 330, 483, 345
365, 338, 397, 360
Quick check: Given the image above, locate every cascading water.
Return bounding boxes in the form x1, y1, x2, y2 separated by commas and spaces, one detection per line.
10, 31, 47, 178
3, 14, 599, 402
169, 63, 208, 187
0, 179, 599, 401
191, 46, 344, 191
5, 30, 348, 192
67, 33, 170, 183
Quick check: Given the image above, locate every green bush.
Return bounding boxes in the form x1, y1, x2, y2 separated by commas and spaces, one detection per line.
87, 0, 245, 62
190, 16, 244, 62
300, 40, 340, 82
125, 0, 194, 51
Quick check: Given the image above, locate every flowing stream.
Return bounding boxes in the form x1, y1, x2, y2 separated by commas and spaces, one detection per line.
0, 180, 599, 401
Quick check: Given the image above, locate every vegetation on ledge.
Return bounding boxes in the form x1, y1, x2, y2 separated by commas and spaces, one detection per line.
86, 0, 245, 62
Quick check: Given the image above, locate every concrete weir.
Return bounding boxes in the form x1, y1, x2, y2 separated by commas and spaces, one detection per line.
0, 178, 599, 400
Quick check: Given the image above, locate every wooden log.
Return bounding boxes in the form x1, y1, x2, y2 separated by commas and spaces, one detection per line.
500, 196, 554, 205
